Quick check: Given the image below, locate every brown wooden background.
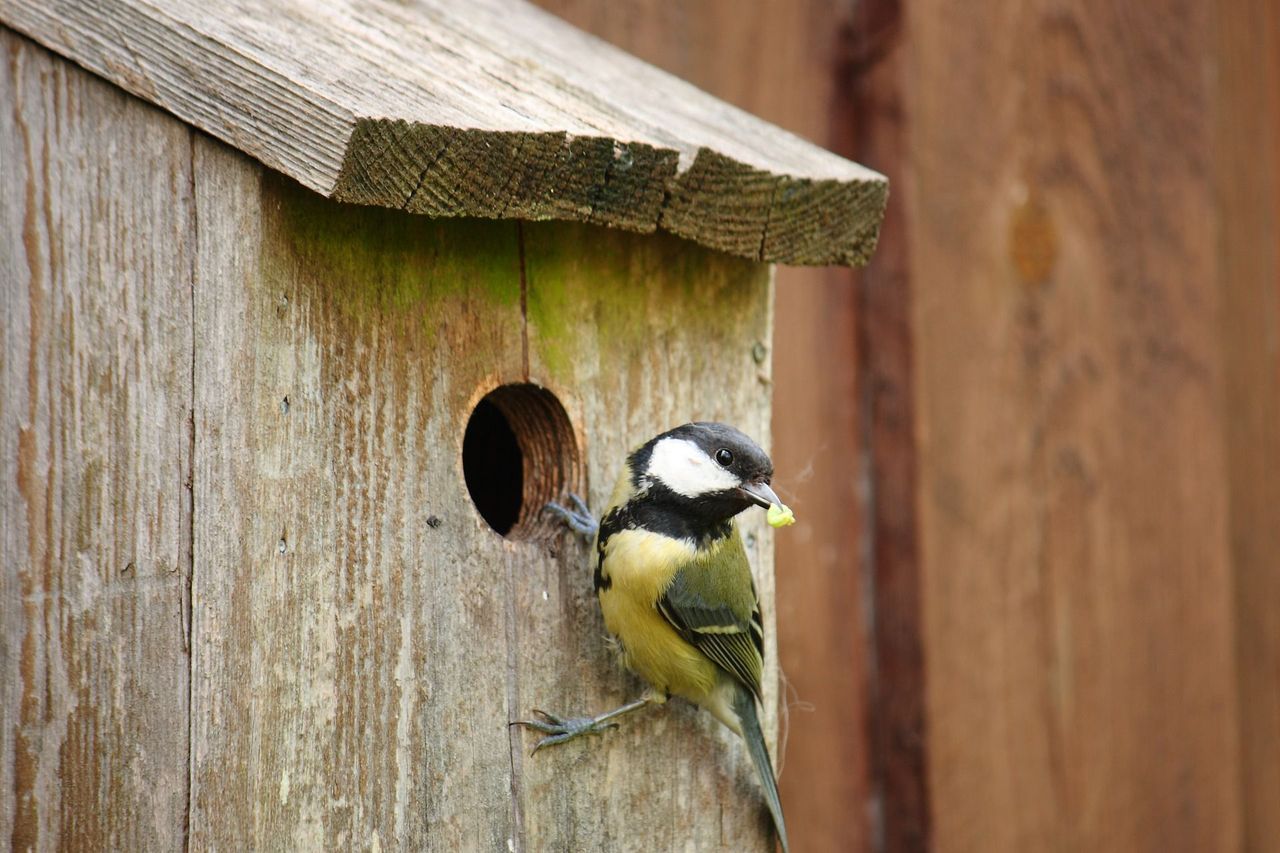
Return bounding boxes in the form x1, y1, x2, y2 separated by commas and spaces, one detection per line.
531, 1, 1280, 851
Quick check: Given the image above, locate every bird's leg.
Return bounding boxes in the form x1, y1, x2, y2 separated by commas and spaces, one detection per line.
543, 492, 598, 538
511, 696, 655, 754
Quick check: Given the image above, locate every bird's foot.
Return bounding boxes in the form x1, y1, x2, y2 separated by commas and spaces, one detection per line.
510, 709, 619, 754
543, 493, 598, 538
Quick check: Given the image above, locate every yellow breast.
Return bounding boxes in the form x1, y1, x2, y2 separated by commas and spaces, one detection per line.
597, 528, 721, 702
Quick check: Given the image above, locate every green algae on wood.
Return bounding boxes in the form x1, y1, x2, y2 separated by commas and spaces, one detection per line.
263, 173, 522, 337
521, 221, 767, 384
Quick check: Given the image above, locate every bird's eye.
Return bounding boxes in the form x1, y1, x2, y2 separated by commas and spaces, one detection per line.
715, 448, 734, 467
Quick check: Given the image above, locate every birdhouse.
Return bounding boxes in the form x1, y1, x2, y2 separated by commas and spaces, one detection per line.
1, 1, 885, 849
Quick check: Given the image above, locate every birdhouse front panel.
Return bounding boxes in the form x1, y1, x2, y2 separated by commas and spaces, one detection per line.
188, 140, 778, 849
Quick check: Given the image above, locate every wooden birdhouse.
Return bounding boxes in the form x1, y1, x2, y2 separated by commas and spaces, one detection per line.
1, 1, 885, 849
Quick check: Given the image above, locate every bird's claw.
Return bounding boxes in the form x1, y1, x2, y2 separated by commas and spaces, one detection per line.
543, 493, 598, 538
567, 493, 591, 517
511, 709, 620, 754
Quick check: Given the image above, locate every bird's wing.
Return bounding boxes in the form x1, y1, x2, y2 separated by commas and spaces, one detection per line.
657, 532, 764, 700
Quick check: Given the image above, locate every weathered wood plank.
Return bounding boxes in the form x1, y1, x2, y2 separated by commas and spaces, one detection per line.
525, 4, 881, 849
1215, 0, 1280, 847
512, 222, 776, 850
908, 0, 1242, 849
0, 30, 192, 852
187, 140, 780, 848
0, 0, 888, 266
190, 150, 526, 850
769, 268, 876, 851
833, 3, 933, 849
527, 4, 888, 849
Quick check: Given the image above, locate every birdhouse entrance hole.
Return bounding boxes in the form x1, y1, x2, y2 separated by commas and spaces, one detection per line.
462, 384, 584, 541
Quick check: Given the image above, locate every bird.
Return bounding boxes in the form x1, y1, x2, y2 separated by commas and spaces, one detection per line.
514, 422, 792, 852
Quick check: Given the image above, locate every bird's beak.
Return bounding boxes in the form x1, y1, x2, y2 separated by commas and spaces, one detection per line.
738, 480, 780, 510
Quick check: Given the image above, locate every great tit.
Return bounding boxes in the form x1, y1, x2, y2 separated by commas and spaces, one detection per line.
516, 422, 792, 852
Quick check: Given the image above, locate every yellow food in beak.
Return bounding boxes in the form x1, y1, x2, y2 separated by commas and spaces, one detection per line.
766, 503, 796, 528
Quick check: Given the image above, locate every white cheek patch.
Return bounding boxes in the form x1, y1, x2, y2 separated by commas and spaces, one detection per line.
648, 437, 740, 498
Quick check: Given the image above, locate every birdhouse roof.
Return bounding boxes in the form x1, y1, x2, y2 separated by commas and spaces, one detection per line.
2, 0, 888, 266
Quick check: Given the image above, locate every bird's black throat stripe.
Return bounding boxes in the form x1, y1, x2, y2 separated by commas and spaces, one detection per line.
594, 513, 615, 592
635, 482, 744, 539
594, 487, 736, 593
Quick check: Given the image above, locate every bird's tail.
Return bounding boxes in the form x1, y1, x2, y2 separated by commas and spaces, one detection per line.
733, 684, 789, 853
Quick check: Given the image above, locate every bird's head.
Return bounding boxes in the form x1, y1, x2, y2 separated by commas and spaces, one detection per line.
628, 422, 782, 525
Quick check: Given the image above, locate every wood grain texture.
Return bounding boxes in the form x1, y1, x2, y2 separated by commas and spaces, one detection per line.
0, 30, 192, 852
767, 268, 871, 853
528, 4, 879, 850
833, 2, 931, 849
526, 3, 880, 849
540, 5, 1280, 853
1214, 0, 1280, 848
513, 222, 777, 850
188, 140, 778, 848
190, 153, 526, 851
907, 1, 1243, 850
0, 0, 888, 266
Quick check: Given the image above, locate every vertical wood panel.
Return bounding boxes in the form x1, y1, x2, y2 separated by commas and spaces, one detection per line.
1215, 0, 1280, 848
512, 223, 776, 850
190, 149, 524, 850
0, 30, 192, 852
769, 268, 870, 853
907, 1, 1242, 850
526, 5, 877, 850
833, 2, 931, 848
189, 140, 778, 849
